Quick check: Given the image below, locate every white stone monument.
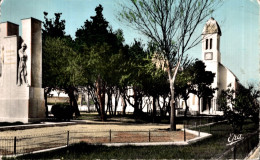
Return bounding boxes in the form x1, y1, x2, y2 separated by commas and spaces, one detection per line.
0, 18, 45, 123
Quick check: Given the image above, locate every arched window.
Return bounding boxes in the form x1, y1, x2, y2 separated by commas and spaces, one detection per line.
206, 39, 208, 50
217, 37, 220, 50
210, 38, 212, 49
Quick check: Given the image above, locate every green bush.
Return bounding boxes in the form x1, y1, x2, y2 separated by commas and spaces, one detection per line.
51, 104, 74, 121
47, 102, 70, 105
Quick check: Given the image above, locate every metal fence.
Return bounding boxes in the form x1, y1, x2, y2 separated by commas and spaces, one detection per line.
217, 130, 259, 159
0, 131, 68, 155
68, 129, 193, 144
0, 129, 189, 156
0, 120, 213, 156
1, 120, 256, 158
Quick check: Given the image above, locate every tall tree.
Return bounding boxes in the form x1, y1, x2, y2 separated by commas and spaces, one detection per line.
119, 0, 222, 130
120, 40, 148, 116
42, 12, 80, 117
190, 60, 215, 114
42, 12, 66, 40
75, 5, 126, 121
42, 12, 67, 117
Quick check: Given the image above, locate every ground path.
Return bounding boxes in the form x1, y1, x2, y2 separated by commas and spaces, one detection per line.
0, 119, 198, 155
0, 119, 184, 137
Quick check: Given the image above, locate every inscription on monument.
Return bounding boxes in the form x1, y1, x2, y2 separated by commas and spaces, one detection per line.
4, 50, 16, 64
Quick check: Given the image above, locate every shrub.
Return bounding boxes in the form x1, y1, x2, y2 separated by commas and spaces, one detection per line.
51, 104, 74, 121
217, 84, 260, 133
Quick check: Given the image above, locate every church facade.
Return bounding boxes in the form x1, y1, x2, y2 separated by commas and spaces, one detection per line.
180, 18, 239, 115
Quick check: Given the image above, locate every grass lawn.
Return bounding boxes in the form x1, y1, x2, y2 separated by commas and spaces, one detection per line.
6, 119, 258, 159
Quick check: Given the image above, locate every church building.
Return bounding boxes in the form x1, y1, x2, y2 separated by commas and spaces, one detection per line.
184, 17, 239, 115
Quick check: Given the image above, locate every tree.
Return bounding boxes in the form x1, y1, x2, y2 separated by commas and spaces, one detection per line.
175, 64, 194, 117
75, 5, 126, 121
190, 60, 215, 114
119, 0, 222, 130
43, 37, 81, 117
42, 12, 80, 117
119, 40, 148, 116
143, 62, 169, 121
217, 84, 260, 133
42, 12, 66, 40
42, 12, 67, 117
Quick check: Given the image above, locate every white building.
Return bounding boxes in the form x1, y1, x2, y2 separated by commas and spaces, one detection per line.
182, 17, 239, 115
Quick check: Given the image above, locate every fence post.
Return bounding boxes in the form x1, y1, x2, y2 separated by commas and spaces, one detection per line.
109, 130, 112, 143
184, 122, 186, 142
198, 125, 200, 137
233, 144, 236, 159
149, 130, 151, 142
247, 137, 250, 153
209, 124, 211, 134
14, 137, 16, 155
195, 122, 197, 130
67, 131, 70, 147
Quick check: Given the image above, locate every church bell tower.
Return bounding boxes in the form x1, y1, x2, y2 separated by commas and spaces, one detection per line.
202, 17, 222, 90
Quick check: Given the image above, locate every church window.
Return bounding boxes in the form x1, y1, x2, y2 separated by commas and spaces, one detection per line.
217, 38, 220, 50
205, 39, 208, 50
210, 38, 212, 49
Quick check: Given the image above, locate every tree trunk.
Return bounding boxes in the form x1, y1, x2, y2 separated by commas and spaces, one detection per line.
198, 97, 201, 115
168, 60, 180, 131
122, 96, 126, 116
96, 75, 106, 121
89, 89, 101, 115
152, 96, 157, 123
133, 87, 140, 115
87, 92, 90, 113
184, 99, 189, 118
93, 97, 101, 115
162, 97, 167, 117
114, 90, 119, 115
107, 90, 113, 115
170, 83, 176, 131
67, 87, 80, 117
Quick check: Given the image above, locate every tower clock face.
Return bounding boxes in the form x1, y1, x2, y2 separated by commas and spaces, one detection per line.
205, 52, 213, 60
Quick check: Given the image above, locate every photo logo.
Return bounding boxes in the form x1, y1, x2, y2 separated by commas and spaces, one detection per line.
227, 133, 244, 146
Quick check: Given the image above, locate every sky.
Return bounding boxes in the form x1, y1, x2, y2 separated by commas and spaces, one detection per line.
0, 0, 259, 87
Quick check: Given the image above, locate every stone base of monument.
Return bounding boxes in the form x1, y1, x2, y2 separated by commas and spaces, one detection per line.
28, 87, 46, 122
0, 86, 45, 123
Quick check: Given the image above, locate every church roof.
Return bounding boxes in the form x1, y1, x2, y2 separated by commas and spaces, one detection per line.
202, 17, 222, 36
219, 63, 239, 81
